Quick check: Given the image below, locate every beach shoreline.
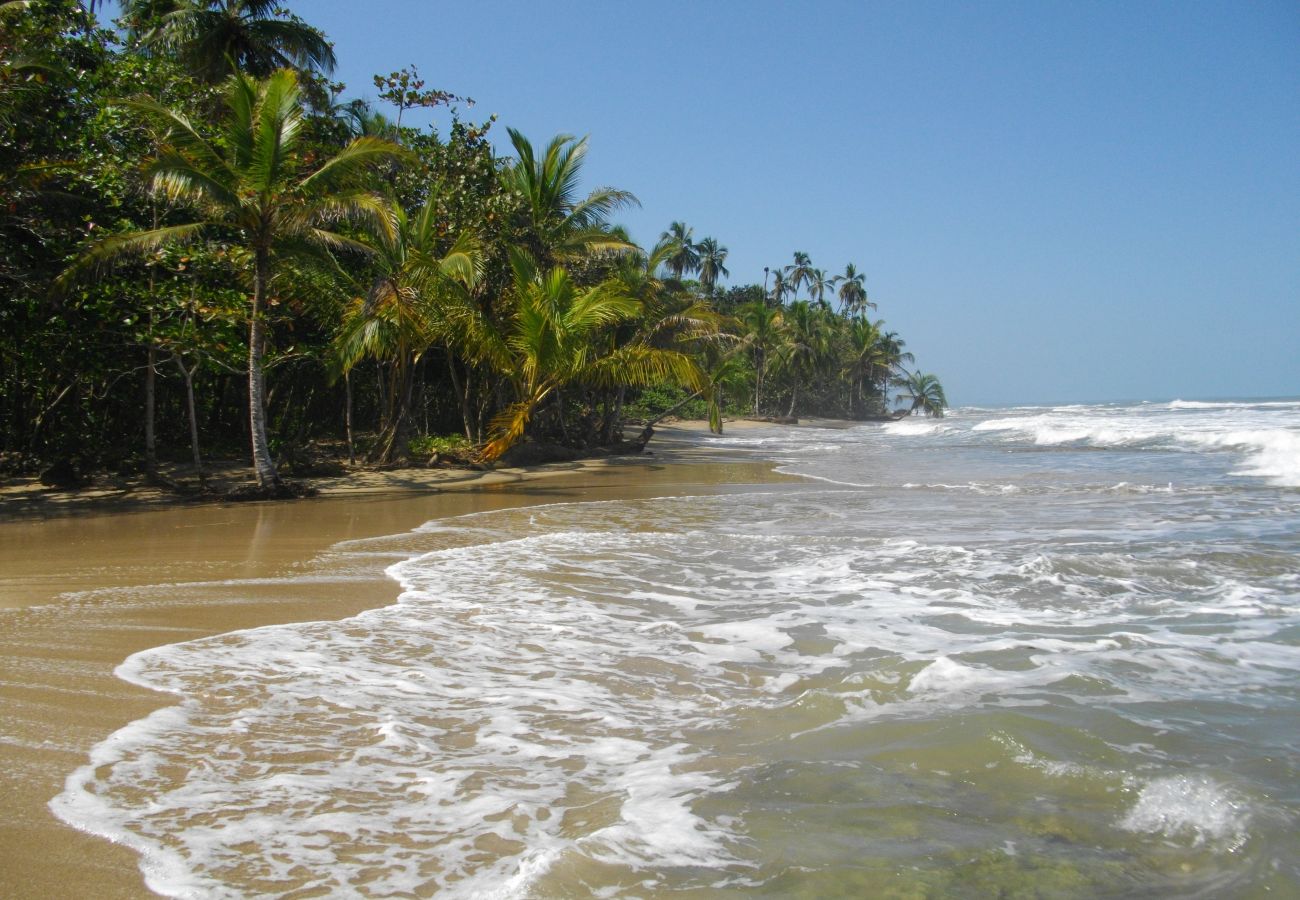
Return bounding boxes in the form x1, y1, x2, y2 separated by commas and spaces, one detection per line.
0, 419, 833, 898
0, 419, 848, 523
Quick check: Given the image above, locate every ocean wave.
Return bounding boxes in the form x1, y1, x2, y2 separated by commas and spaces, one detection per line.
1179, 428, 1300, 487
880, 419, 953, 437
1169, 399, 1300, 410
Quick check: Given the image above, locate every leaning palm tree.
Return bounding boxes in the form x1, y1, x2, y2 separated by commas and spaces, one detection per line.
123, 0, 336, 83
659, 220, 699, 280
465, 250, 706, 461
502, 128, 637, 267
602, 239, 729, 439
897, 371, 948, 417
695, 236, 729, 296
834, 262, 873, 316
60, 70, 405, 489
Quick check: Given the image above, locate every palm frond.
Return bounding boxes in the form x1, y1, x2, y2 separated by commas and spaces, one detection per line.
53, 223, 210, 296
299, 135, 409, 192
248, 69, 303, 190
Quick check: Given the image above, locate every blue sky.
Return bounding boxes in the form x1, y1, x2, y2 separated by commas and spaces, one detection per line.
104, 1, 1298, 405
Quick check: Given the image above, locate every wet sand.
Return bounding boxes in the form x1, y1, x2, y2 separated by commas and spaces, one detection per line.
0, 426, 796, 898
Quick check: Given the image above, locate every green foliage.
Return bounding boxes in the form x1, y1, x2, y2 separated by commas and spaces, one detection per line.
623, 385, 708, 422
407, 433, 470, 457
0, 3, 945, 478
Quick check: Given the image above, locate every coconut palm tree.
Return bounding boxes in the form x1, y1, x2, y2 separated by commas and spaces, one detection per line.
603, 239, 729, 439
123, 0, 336, 83
784, 250, 814, 299
843, 317, 888, 416
834, 263, 873, 316
739, 300, 781, 415
768, 268, 788, 306
897, 371, 948, 417
659, 220, 699, 280
60, 70, 405, 488
878, 330, 913, 376
467, 250, 706, 460
695, 236, 728, 296
334, 195, 480, 463
777, 299, 830, 417
807, 267, 834, 309
502, 128, 637, 267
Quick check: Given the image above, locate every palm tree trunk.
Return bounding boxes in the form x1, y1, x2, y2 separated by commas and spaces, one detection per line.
144, 343, 158, 481
344, 371, 355, 465
174, 355, 204, 477
786, 382, 798, 418
446, 348, 473, 442
249, 247, 279, 488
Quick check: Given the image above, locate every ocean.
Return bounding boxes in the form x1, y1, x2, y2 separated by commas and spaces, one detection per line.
52, 399, 1300, 897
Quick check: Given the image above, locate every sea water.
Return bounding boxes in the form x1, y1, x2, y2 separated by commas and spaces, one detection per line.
52, 399, 1300, 897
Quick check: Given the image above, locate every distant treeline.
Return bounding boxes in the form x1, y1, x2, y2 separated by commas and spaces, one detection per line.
0, 1, 946, 488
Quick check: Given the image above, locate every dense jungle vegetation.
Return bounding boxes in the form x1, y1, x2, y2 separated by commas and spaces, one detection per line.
1, 1, 947, 491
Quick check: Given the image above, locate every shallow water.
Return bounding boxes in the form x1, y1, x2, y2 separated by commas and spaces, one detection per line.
52, 400, 1300, 897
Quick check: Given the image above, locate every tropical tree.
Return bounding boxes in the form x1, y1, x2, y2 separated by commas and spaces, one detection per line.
502, 128, 637, 267
768, 267, 787, 306
122, 0, 336, 83
807, 267, 833, 309
834, 262, 872, 316
739, 300, 781, 415
897, 371, 948, 417
776, 299, 830, 416
603, 239, 729, 439
334, 195, 480, 463
696, 236, 728, 296
878, 329, 913, 376
60, 69, 406, 488
465, 250, 706, 460
660, 220, 699, 279
843, 316, 887, 416
784, 250, 814, 299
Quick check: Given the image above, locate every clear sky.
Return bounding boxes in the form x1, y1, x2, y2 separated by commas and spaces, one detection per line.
104, 1, 1299, 406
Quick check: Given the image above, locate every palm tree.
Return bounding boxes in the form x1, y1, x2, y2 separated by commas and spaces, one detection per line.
659, 220, 699, 280
502, 129, 637, 267
777, 299, 830, 417
807, 267, 834, 309
834, 263, 873, 316
768, 268, 788, 306
843, 317, 887, 416
334, 196, 480, 463
465, 251, 706, 460
61, 70, 405, 488
897, 371, 948, 417
784, 250, 814, 299
123, 0, 336, 83
604, 239, 729, 439
695, 236, 728, 296
878, 329, 913, 376
739, 300, 781, 415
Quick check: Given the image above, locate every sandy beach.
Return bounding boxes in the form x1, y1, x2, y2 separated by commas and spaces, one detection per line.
0, 422, 796, 898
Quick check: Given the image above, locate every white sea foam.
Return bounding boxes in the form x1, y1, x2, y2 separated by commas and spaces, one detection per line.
1180, 428, 1300, 486
880, 419, 950, 437
1120, 774, 1252, 848
48, 401, 1300, 895
1169, 399, 1300, 410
